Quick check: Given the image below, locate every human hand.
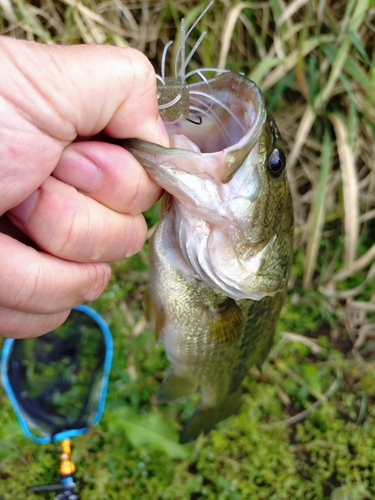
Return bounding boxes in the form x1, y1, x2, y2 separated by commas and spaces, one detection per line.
0, 36, 170, 338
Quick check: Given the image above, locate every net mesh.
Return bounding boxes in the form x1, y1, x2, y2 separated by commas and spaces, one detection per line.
6, 310, 107, 439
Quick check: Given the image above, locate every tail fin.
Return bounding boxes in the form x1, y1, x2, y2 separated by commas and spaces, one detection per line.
156, 368, 197, 403
179, 389, 242, 444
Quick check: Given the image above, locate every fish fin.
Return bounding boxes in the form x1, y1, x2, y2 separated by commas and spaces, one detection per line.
144, 288, 153, 323
179, 388, 242, 444
144, 288, 165, 341
156, 369, 197, 403
160, 192, 173, 216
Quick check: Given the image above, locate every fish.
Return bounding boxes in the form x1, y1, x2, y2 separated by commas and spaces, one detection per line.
120, 2, 294, 443
124, 70, 294, 444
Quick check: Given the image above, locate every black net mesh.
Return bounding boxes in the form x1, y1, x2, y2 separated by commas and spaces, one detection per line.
6, 310, 107, 439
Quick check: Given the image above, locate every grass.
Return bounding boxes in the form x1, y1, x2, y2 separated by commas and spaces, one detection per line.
1, 0, 375, 498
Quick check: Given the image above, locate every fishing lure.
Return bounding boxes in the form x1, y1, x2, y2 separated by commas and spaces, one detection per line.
156, 1, 240, 129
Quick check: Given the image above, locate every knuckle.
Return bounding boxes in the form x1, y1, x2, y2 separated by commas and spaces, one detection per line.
122, 47, 157, 103
46, 202, 86, 260
82, 263, 111, 302
124, 177, 142, 214
124, 47, 155, 80
124, 215, 147, 257
10, 261, 43, 312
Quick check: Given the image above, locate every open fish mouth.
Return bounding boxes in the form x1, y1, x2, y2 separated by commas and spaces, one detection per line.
126, 72, 268, 186
161, 72, 268, 183
160, 72, 264, 153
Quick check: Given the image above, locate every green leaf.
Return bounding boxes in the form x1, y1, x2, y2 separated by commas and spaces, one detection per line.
107, 406, 190, 458
303, 127, 333, 288
348, 29, 371, 65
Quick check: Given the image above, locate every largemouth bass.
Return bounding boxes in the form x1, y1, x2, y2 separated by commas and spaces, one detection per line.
125, 71, 294, 444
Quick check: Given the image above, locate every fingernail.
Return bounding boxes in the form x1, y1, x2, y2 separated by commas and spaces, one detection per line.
10, 189, 40, 222
157, 116, 170, 147
54, 152, 100, 192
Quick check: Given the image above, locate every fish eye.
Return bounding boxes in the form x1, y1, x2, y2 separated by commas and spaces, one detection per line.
268, 148, 286, 177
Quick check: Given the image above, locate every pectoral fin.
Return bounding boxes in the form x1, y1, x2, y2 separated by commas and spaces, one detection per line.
179, 388, 242, 444
144, 288, 165, 341
156, 368, 197, 403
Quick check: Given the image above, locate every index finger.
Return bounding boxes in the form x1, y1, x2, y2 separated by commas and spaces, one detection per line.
0, 38, 170, 214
